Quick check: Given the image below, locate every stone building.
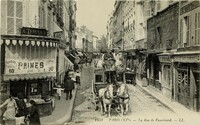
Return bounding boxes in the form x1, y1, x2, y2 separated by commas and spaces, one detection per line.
146, 0, 200, 112
146, 1, 179, 99
172, 1, 200, 111
75, 26, 93, 53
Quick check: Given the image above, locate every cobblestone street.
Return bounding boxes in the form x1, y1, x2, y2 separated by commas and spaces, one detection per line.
68, 66, 183, 125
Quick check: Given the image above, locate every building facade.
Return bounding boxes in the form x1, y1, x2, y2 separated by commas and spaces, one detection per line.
0, 0, 76, 105
146, 0, 200, 112
146, 1, 179, 99
172, 1, 200, 111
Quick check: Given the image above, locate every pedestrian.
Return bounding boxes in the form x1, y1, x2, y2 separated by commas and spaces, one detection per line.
28, 100, 41, 125
0, 95, 18, 121
74, 62, 79, 72
56, 85, 64, 100
64, 70, 76, 100
15, 93, 26, 117
75, 71, 81, 86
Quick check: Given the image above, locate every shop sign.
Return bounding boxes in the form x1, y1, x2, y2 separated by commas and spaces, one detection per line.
21, 27, 47, 36
159, 56, 171, 63
54, 31, 63, 39
173, 54, 200, 63
180, 1, 200, 15
4, 59, 56, 75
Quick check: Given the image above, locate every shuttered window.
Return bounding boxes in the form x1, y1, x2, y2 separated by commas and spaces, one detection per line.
39, 6, 46, 28
182, 16, 190, 47
195, 12, 200, 45
144, 2, 151, 18
7, 0, 23, 35
180, 19, 183, 47
7, 1, 14, 34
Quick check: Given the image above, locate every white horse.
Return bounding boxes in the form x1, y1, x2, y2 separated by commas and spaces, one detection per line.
98, 84, 114, 117
117, 83, 130, 116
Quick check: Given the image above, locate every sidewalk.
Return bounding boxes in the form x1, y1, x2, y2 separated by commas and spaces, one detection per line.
40, 85, 78, 125
136, 78, 200, 116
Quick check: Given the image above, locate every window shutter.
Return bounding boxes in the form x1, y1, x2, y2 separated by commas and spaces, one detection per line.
198, 12, 200, 45
39, 6, 42, 28
16, 1, 22, 18
7, 18, 14, 34
7, 1, 14, 34
16, 1, 23, 34
16, 19, 22, 34
7, 1, 14, 17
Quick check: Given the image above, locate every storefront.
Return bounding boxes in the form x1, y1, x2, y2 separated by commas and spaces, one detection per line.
146, 52, 162, 90
173, 52, 200, 111
1, 34, 59, 116
158, 54, 173, 99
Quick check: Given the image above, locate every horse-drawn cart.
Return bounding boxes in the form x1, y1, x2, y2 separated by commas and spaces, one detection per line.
125, 71, 136, 85
92, 68, 117, 100
92, 67, 130, 117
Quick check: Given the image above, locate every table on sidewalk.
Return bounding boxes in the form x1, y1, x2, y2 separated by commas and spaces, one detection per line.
36, 100, 53, 116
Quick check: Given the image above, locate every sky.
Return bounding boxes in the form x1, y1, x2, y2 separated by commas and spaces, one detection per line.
75, 0, 115, 37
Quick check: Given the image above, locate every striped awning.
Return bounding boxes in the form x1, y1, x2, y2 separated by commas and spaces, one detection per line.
64, 56, 74, 71
3, 73, 56, 81
1, 35, 59, 47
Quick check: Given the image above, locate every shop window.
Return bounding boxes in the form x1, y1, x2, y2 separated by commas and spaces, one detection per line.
153, 56, 160, 80
194, 72, 200, 111
164, 65, 171, 89
177, 64, 191, 108
30, 83, 42, 95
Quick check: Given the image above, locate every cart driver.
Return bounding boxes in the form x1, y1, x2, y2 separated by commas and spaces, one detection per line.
102, 50, 115, 69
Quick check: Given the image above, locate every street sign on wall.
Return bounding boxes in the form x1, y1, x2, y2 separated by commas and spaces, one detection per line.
21, 27, 47, 36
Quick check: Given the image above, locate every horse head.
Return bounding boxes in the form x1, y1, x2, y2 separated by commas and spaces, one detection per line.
117, 83, 128, 97
106, 84, 114, 99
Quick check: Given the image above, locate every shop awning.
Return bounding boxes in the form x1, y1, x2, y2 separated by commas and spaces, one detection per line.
64, 56, 74, 71
3, 73, 56, 81
54, 22, 62, 32
77, 52, 83, 57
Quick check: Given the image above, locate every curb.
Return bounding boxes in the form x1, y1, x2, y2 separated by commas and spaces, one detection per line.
51, 85, 78, 125
136, 84, 176, 113
135, 79, 178, 113
136, 78, 200, 118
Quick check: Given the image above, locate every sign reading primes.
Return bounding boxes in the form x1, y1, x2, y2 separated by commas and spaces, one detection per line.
4, 59, 56, 75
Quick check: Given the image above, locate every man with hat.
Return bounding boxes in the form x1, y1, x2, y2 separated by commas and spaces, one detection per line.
64, 70, 76, 100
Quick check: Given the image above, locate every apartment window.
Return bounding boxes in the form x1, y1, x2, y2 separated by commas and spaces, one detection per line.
181, 16, 190, 47
144, 2, 151, 18
7, 0, 23, 35
195, 12, 200, 45
48, 11, 51, 35
39, 6, 46, 28
180, 19, 183, 47
157, 0, 161, 11
156, 27, 162, 48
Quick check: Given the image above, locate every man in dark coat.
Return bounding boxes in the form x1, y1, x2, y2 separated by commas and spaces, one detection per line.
64, 70, 76, 100
29, 100, 40, 125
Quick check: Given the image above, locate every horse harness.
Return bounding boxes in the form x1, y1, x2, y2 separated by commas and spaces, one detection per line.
104, 89, 112, 100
